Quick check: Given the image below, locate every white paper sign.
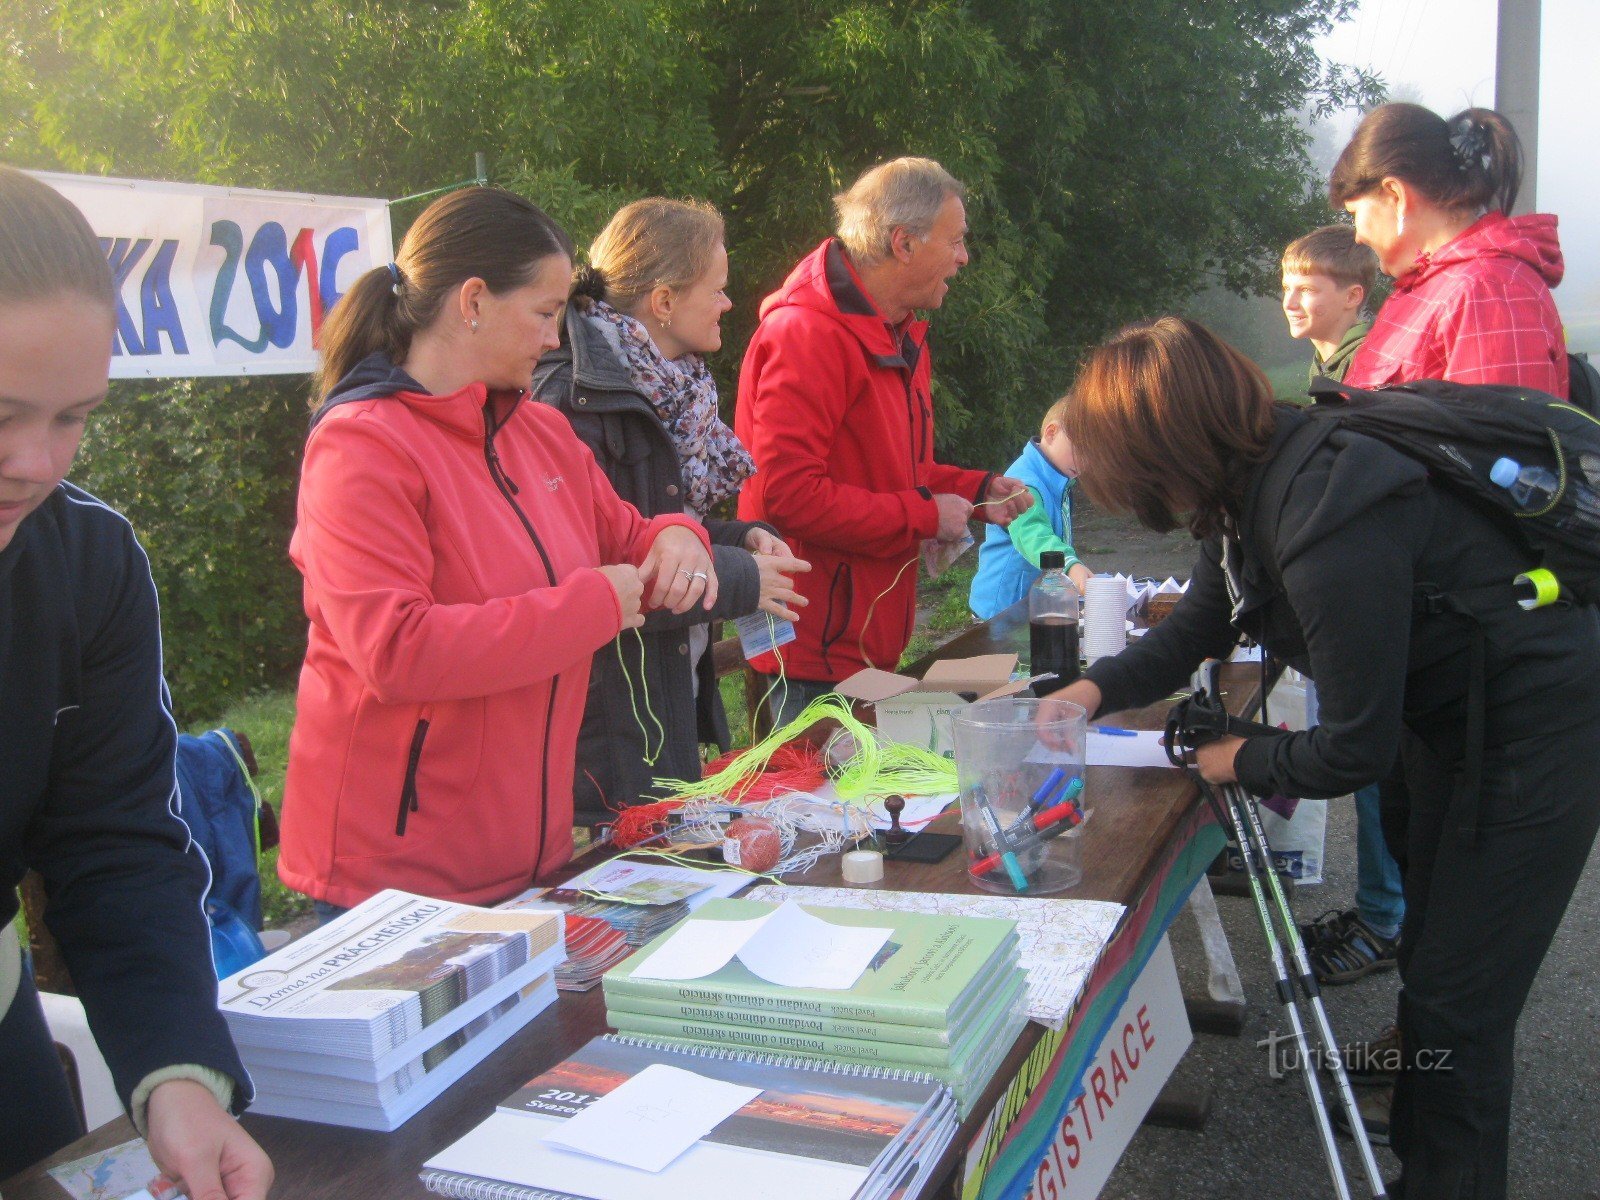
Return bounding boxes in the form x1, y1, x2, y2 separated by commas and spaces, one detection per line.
31, 169, 392, 379
630, 901, 893, 991
541, 1064, 761, 1173
1084, 728, 1177, 769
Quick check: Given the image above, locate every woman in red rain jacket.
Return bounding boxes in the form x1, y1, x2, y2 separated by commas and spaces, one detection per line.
278, 188, 714, 914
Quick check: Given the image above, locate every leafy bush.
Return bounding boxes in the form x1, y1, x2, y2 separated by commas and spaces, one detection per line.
71, 378, 307, 723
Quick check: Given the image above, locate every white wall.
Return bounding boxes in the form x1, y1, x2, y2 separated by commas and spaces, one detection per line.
1540, 0, 1600, 354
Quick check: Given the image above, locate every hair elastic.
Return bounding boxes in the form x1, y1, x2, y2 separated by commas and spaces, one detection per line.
386, 261, 404, 294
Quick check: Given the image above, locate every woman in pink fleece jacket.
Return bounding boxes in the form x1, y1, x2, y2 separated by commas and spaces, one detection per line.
278, 188, 714, 914
1330, 102, 1567, 396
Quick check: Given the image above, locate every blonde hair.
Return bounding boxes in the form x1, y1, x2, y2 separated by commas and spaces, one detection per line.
1041, 395, 1071, 438
584, 198, 725, 313
833, 157, 965, 264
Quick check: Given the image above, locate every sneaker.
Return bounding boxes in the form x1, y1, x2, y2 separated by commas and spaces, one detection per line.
1331, 1084, 1392, 1146
1338, 1024, 1402, 1087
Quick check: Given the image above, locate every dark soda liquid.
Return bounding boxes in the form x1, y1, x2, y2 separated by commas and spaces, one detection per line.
1030, 616, 1080, 682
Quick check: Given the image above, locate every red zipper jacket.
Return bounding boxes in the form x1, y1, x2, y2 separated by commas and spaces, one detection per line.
734, 239, 990, 681
278, 354, 708, 908
1345, 212, 1568, 396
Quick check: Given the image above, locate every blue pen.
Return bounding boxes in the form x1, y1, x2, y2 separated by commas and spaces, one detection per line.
1031, 768, 1067, 809
1092, 725, 1138, 737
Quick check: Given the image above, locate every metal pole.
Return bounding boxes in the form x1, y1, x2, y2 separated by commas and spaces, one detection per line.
1495, 0, 1541, 214
474, 152, 488, 187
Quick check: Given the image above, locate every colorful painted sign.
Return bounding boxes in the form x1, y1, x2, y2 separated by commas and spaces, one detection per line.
31, 170, 393, 379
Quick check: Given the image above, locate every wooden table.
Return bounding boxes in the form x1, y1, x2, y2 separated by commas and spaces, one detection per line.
6, 604, 1260, 1200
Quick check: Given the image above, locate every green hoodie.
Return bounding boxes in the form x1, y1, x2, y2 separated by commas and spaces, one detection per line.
1311, 319, 1369, 384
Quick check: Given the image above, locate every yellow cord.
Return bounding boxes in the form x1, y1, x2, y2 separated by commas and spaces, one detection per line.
857, 554, 920, 670
616, 627, 666, 766
972, 486, 1030, 509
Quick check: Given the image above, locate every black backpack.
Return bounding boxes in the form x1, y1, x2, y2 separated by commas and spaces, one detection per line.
1570, 352, 1600, 418
1294, 376, 1600, 608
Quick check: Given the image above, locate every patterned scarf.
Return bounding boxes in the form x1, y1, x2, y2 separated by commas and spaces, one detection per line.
586, 300, 755, 518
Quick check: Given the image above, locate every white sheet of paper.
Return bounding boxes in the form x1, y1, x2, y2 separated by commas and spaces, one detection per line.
629, 901, 893, 991
1086, 728, 1179, 768
732, 901, 894, 990
541, 1064, 762, 1173
629, 912, 772, 980
865, 792, 954, 831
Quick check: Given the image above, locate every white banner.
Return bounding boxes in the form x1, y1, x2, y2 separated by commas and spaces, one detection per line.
31, 170, 393, 379
1030, 935, 1191, 1200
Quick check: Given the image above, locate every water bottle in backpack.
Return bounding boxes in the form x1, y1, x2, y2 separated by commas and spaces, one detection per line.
1489, 457, 1600, 527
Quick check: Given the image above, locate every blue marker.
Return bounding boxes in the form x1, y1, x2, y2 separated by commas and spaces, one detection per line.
1031, 768, 1067, 809
1092, 725, 1138, 737
968, 787, 1030, 893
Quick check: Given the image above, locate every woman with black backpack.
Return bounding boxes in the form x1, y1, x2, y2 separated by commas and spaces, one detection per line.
1043, 317, 1600, 1200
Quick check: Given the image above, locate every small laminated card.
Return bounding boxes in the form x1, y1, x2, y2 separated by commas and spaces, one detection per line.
734, 611, 796, 659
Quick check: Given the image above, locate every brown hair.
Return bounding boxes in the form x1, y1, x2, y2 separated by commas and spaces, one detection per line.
1062, 317, 1277, 539
1328, 103, 1522, 216
314, 186, 573, 406
1281, 225, 1378, 296
575, 198, 724, 313
0, 166, 114, 309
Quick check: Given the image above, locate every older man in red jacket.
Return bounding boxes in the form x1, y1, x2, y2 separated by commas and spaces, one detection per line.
736, 157, 1030, 720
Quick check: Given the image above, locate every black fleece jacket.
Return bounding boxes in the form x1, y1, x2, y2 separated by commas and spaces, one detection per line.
1, 483, 250, 1113
1085, 406, 1600, 800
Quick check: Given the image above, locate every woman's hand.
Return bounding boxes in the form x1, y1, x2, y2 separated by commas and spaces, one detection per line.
754, 552, 811, 622
1035, 678, 1101, 750
146, 1079, 273, 1200
639, 525, 719, 614
743, 527, 793, 558
596, 564, 646, 630
1193, 735, 1244, 784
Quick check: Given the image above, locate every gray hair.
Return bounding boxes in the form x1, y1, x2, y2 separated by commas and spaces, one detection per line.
833, 157, 965, 264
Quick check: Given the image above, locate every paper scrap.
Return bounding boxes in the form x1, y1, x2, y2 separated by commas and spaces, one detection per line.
631, 900, 894, 991
865, 792, 955, 831
732, 901, 894, 990
540, 1063, 761, 1173
1086, 728, 1178, 768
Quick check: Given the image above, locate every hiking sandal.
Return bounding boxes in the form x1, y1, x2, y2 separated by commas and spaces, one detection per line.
1299, 906, 1357, 950
1307, 913, 1397, 985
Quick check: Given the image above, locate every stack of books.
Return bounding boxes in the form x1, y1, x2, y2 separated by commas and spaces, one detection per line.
219, 889, 566, 1130
421, 1033, 958, 1200
601, 898, 1027, 1116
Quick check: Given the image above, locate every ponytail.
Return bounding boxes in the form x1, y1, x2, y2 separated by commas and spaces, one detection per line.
314, 266, 414, 405
311, 186, 574, 408
1329, 102, 1524, 216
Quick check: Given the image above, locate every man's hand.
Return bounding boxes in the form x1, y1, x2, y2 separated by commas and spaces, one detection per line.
597, 564, 646, 630
1194, 735, 1245, 784
639, 526, 719, 614
146, 1079, 273, 1200
933, 493, 974, 542
977, 475, 1034, 527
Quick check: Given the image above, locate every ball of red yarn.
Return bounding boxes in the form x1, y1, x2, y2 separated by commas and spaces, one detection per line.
723, 817, 783, 873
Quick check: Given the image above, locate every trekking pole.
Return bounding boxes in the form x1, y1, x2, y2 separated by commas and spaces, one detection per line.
1231, 780, 1389, 1195
1168, 661, 1385, 1198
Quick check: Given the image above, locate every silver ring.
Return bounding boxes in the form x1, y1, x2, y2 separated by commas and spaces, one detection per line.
678, 569, 695, 579
690, 571, 708, 581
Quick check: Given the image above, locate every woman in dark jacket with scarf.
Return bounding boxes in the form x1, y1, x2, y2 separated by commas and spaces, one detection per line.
532, 199, 808, 818
1043, 317, 1600, 1200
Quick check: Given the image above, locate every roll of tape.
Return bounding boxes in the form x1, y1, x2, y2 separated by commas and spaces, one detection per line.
841, 849, 885, 883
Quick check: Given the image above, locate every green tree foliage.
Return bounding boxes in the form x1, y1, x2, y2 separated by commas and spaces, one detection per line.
2, 0, 1377, 716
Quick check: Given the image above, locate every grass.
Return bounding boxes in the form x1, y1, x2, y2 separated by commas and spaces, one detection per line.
901, 555, 980, 667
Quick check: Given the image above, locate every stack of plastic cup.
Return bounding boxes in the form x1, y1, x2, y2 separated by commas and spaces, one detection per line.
1083, 574, 1129, 665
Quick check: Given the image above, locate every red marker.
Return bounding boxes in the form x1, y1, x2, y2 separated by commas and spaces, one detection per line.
970, 797, 1083, 875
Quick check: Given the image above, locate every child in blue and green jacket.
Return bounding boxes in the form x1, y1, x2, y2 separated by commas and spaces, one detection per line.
969, 396, 1095, 619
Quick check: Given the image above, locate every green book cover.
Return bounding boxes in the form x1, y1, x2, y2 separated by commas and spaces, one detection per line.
606, 964, 1026, 1068
604, 950, 1019, 1049
603, 898, 1019, 1028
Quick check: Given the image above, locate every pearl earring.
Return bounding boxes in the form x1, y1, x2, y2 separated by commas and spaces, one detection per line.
467, 318, 479, 332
